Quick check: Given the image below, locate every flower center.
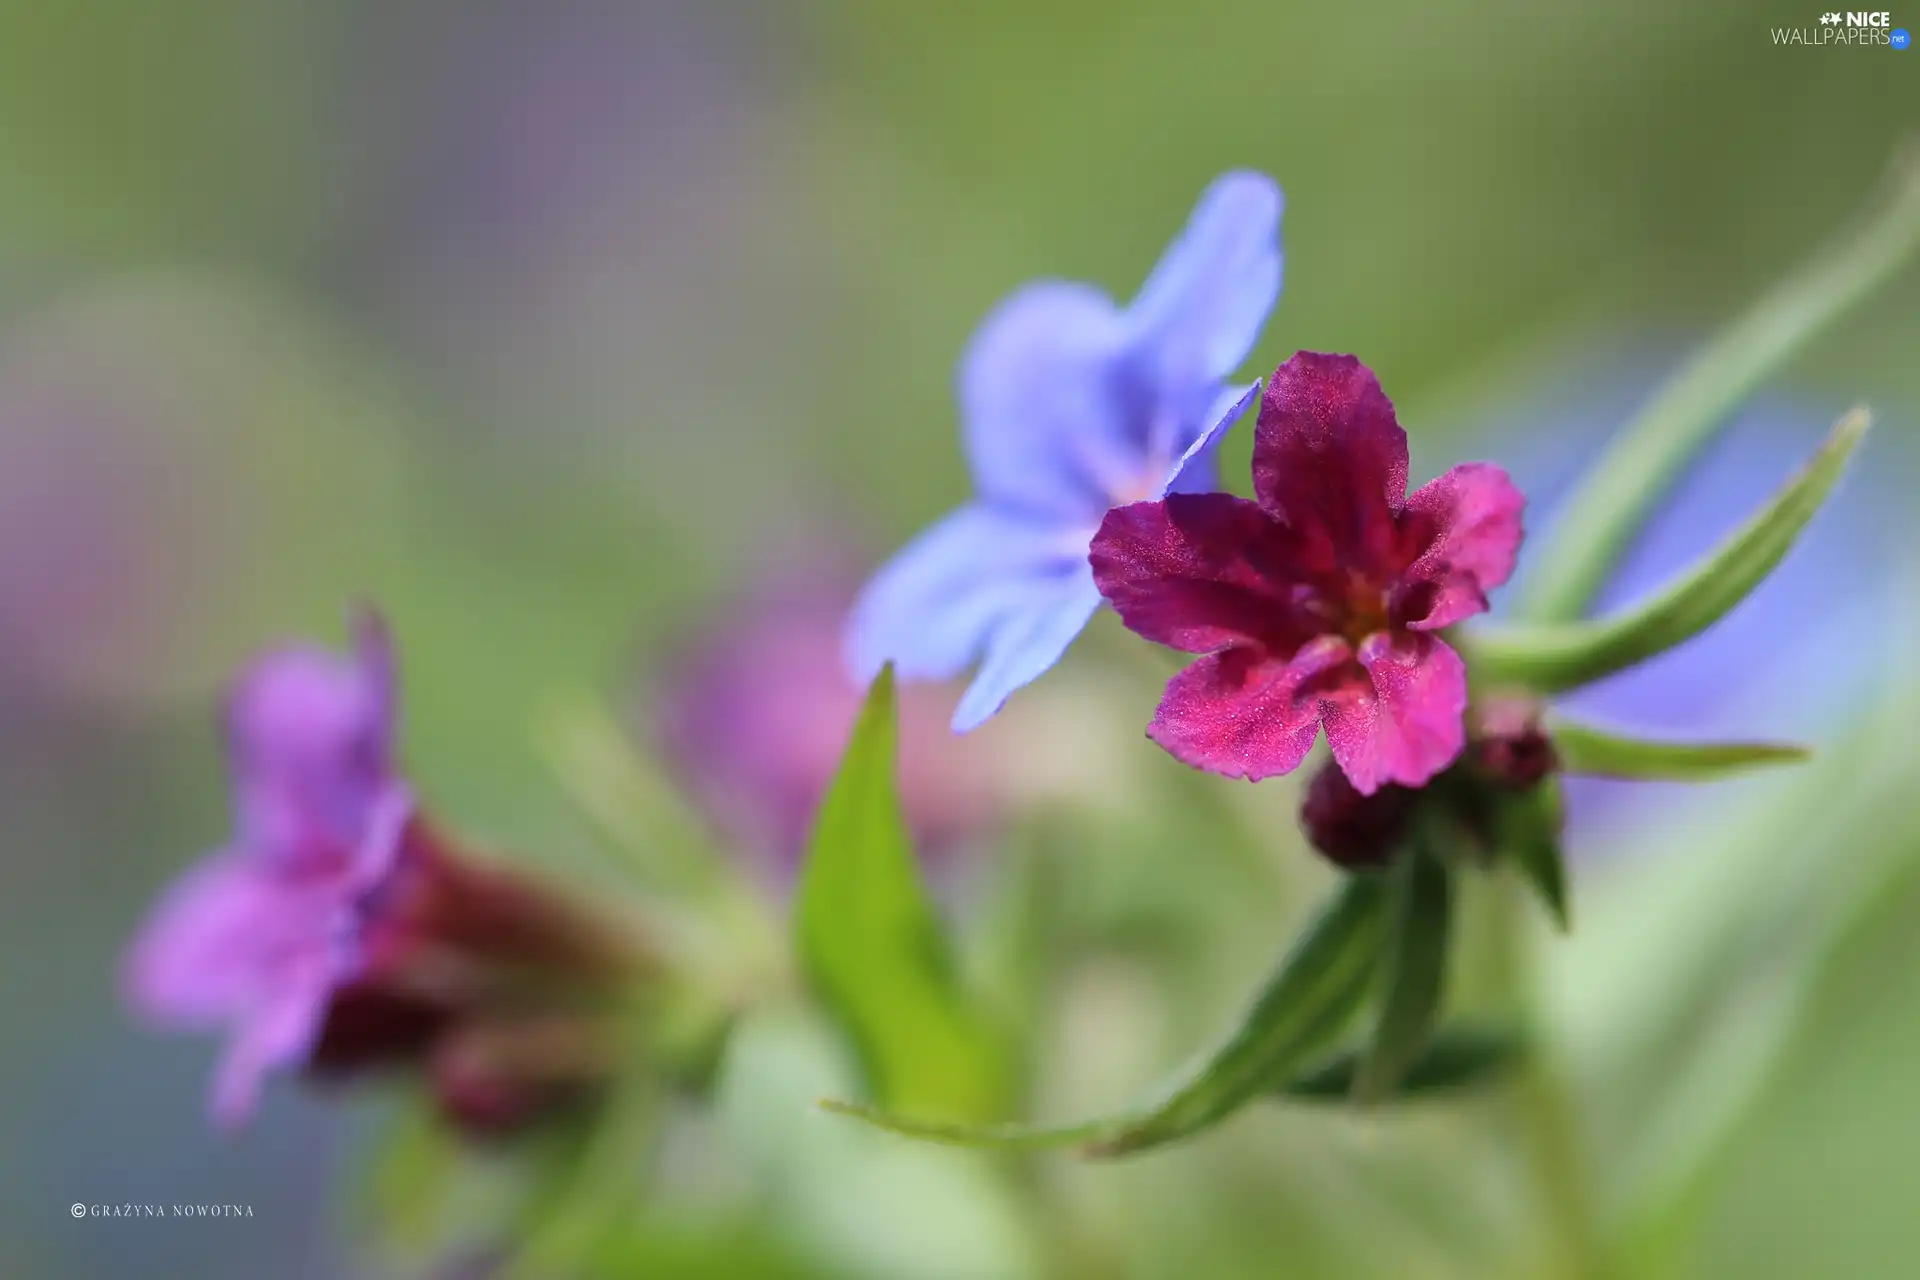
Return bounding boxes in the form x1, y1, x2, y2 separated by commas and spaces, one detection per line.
1109, 470, 1159, 506
1337, 574, 1392, 646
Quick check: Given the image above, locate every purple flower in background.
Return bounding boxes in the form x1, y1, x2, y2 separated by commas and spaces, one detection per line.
655, 556, 1021, 875
122, 613, 413, 1127
847, 172, 1284, 731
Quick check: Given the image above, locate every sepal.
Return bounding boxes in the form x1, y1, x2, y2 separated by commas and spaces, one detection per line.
1469, 407, 1868, 694
1278, 1022, 1523, 1101
1550, 717, 1809, 781
1494, 779, 1570, 930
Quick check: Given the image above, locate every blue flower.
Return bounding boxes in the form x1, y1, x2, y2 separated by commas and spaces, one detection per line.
846, 171, 1284, 731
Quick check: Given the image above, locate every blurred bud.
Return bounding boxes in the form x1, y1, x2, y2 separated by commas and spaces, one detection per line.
426, 1015, 621, 1140
363, 817, 650, 993
1299, 763, 1416, 870
1467, 700, 1558, 790
307, 983, 450, 1076
308, 817, 650, 1136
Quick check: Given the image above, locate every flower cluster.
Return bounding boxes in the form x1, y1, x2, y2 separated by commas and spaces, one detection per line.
124, 614, 644, 1131
804, 166, 1872, 1162
850, 171, 1530, 856
123, 165, 1866, 1177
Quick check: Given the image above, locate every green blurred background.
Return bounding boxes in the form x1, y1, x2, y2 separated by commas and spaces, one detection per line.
0, 1, 1915, 1276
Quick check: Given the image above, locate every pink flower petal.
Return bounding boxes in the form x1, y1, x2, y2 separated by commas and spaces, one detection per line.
224, 629, 397, 867
1147, 636, 1356, 781
210, 982, 330, 1128
122, 854, 297, 1026
1400, 462, 1526, 630
1090, 493, 1319, 656
1320, 632, 1468, 794
1251, 353, 1409, 575
124, 849, 363, 1126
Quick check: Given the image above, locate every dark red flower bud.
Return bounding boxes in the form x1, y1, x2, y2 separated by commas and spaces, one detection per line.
1468, 701, 1557, 790
1299, 762, 1416, 870
428, 1016, 617, 1139
308, 984, 452, 1075
364, 817, 653, 987
303, 816, 652, 1135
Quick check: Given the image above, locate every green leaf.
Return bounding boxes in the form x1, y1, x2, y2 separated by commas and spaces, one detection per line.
1353, 850, 1454, 1103
354, 1095, 593, 1273
1279, 1022, 1525, 1101
355, 1098, 466, 1260
1468, 406, 1870, 694
1546, 663, 1920, 1269
1516, 144, 1920, 624
1550, 717, 1810, 782
508, 1070, 664, 1279
1499, 780, 1570, 930
821, 872, 1392, 1157
795, 666, 1011, 1121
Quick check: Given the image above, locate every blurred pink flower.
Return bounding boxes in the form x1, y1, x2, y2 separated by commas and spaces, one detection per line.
125, 610, 646, 1131
121, 613, 412, 1126
650, 558, 1020, 876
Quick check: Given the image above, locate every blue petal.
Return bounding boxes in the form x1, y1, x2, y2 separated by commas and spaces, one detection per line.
950, 566, 1105, 733
959, 282, 1136, 521
1126, 171, 1284, 385
1163, 379, 1260, 497
846, 504, 1084, 685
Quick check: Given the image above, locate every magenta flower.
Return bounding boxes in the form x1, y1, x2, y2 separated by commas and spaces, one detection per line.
1089, 352, 1525, 794
121, 614, 413, 1126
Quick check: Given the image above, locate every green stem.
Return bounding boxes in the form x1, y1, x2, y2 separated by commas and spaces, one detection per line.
1518, 140, 1920, 625
1487, 880, 1608, 1279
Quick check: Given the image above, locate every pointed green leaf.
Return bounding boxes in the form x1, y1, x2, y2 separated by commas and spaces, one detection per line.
822, 872, 1392, 1157
1499, 780, 1570, 930
1518, 146, 1920, 623
795, 666, 1011, 1121
1279, 1022, 1524, 1101
1353, 851, 1454, 1103
1469, 407, 1869, 694
1550, 717, 1810, 782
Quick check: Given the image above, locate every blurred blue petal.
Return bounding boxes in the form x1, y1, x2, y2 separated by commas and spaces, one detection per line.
847, 506, 1083, 683
959, 282, 1133, 520
951, 570, 1105, 732
857, 173, 1283, 728
1127, 170, 1285, 384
